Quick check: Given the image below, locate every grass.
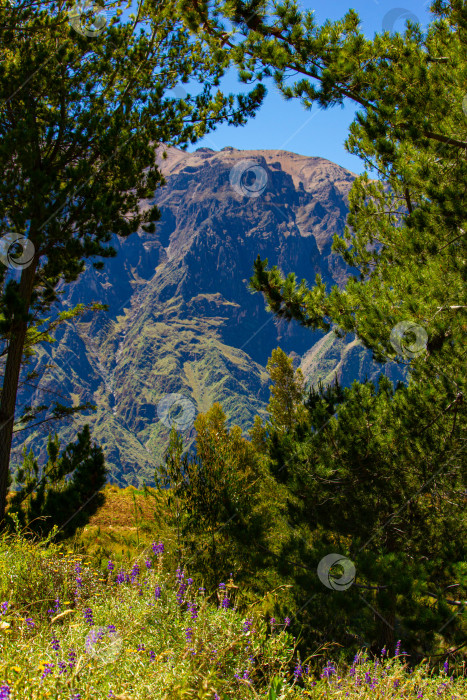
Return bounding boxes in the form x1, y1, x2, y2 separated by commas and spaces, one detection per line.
0, 525, 466, 700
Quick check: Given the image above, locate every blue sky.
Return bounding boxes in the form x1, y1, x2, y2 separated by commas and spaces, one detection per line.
189, 0, 433, 174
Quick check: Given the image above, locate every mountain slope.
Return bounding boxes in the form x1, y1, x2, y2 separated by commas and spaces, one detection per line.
13, 147, 402, 485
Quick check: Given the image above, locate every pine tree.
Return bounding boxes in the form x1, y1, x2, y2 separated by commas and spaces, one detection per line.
185, 0, 467, 658
0, 0, 264, 522
6, 424, 107, 540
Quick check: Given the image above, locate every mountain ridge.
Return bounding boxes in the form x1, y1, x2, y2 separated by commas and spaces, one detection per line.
13, 147, 402, 486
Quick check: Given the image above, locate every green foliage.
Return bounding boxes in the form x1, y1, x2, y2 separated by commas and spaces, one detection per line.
177, 0, 467, 661
6, 425, 108, 541
0, 532, 465, 698
0, 0, 265, 520
156, 403, 285, 593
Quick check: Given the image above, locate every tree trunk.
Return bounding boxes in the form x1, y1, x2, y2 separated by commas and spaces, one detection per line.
0, 258, 37, 525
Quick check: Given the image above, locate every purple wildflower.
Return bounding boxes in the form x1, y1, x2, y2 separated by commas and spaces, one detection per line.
0, 602, 8, 615
68, 649, 77, 669
0, 686, 10, 700
270, 617, 276, 626
284, 616, 290, 627
51, 635, 60, 652
83, 607, 94, 625
41, 663, 54, 680
149, 650, 156, 662
116, 569, 125, 584
58, 660, 67, 674
294, 662, 303, 679
221, 596, 229, 609
185, 627, 193, 642
151, 541, 164, 555
154, 586, 161, 600
443, 659, 449, 674
107, 560, 115, 572
218, 582, 226, 590
243, 618, 253, 633
25, 617, 35, 628
321, 663, 336, 679
395, 639, 401, 657
187, 578, 193, 585
145, 559, 152, 569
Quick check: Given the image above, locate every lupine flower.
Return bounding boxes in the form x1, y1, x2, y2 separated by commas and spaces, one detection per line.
108, 624, 117, 634
83, 607, 94, 625
284, 616, 290, 627
137, 643, 145, 651
0, 602, 8, 615
395, 639, 401, 657
393, 679, 400, 689
75, 576, 83, 589
145, 559, 152, 569
381, 646, 387, 657
187, 578, 193, 585
221, 596, 229, 609
41, 663, 54, 680
107, 560, 115, 572
443, 659, 449, 674
294, 662, 303, 679
151, 541, 164, 555
269, 617, 276, 626
149, 650, 156, 662
321, 663, 336, 679
198, 587, 205, 594
176, 568, 184, 581
154, 586, 161, 600
191, 604, 198, 620
218, 582, 226, 590
68, 649, 77, 669
25, 617, 34, 628
243, 618, 252, 633
58, 660, 67, 674
185, 627, 193, 642
130, 564, 140, 583
0, 685, 11, 700
51, 635, 60, 652
75, 562, 82, 574
116, 570, 125, 584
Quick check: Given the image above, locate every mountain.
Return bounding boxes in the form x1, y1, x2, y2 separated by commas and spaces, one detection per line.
13, 147, 403, 486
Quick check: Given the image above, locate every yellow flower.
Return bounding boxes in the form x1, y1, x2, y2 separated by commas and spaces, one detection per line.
12, 666, 21, 673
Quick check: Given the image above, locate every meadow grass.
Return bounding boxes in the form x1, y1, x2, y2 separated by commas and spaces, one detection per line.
0, 528, 465, 699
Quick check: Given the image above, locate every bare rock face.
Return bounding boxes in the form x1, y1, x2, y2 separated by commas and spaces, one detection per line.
13, 147, 400, 486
